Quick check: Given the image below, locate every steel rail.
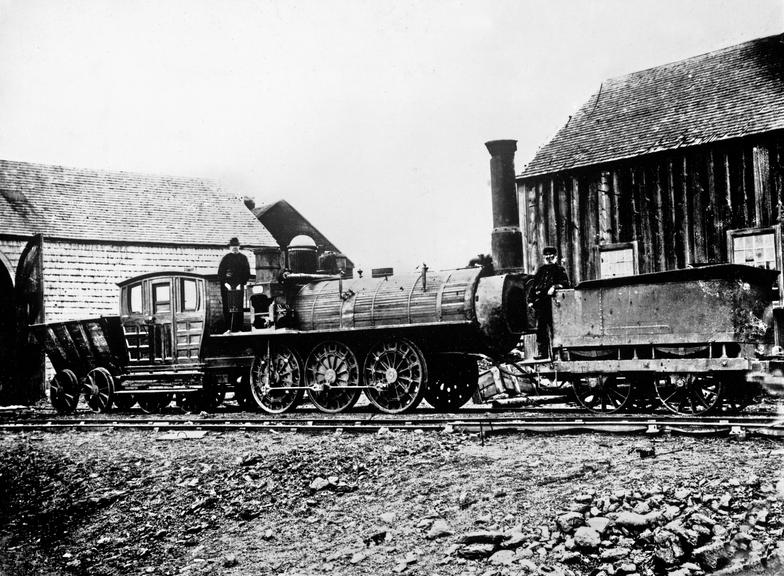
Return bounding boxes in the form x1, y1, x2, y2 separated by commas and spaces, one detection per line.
1, 414, 781, 437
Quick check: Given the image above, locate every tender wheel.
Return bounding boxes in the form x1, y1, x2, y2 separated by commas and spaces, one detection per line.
654, 373, 723, 415
49, 369, 80, 414
137, 394, 173, 413
305, 341, 360, 413
363, 338, 427, 414
83, 367, 114, 413
573, 374, 632, 414
250, 345, 304, 414
424, 356, 478, 412
113, 394, 136, 411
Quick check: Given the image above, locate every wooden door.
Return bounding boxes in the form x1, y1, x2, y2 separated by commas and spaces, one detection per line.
172, 276, 205, 364
14, 234, 45, 402
149, 278, 175, 362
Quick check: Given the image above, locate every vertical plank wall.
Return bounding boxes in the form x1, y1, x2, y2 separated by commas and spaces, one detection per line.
518, 132, 784, 282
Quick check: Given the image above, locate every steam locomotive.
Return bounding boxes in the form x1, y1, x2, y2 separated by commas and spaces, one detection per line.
37, 140, 783, 415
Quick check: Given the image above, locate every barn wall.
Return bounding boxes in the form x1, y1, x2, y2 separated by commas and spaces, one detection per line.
518, 130, 784, 282
39, 240, 255, 322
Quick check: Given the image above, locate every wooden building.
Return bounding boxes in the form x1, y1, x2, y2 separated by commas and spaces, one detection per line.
0, 160, 277, 404
517, 34, 784, 293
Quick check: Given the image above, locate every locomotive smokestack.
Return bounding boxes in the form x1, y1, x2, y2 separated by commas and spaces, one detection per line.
485, 139, 523, 273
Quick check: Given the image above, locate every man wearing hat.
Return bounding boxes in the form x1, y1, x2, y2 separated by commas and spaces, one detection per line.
218, 237, 251, 332
530, 246, 570, 359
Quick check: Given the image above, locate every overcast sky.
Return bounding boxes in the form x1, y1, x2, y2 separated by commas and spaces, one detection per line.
0, 0, 782, 274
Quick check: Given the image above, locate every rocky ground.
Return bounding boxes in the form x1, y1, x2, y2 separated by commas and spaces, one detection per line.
1, 423, 783, 576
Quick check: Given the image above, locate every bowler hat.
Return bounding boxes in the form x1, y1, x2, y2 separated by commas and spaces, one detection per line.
229, 237, 240, 247
543, 246, 557, 256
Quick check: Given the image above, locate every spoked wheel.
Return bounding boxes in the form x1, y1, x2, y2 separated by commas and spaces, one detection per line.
49, 369, 80, 414
424, 355, 479, 412
654, 373, 723, 415
363, 338, 427, 414
83, 367, 114, 413
250, 345, 304, 414
137, 394, 173, 413
113, 394, 136, 411
572, 374, 632, 414
305, 340, 361, 413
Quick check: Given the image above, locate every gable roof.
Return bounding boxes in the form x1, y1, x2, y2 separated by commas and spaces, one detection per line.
252, 199, 354, 266
521, 33, 784, 179
0, 159, 276, 247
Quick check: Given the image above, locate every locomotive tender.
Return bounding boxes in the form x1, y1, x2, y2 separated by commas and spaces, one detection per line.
36, 140, 783, 415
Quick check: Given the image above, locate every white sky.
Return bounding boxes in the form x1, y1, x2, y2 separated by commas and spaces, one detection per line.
0, 0, 782, 274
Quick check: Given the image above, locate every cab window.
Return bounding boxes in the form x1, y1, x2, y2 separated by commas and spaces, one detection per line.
153, 282, 171, 313
128, 283, 143, 314
181, 278, 199, 312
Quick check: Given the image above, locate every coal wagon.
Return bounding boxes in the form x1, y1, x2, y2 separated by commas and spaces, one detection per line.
34, 271, 238, 413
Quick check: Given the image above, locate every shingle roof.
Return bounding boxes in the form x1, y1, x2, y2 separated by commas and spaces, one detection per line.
521, 33, 784, 178
0, 159, 276, 247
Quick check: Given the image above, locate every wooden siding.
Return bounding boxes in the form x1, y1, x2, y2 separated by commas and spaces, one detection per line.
518, 131, 784, 282
0, 238, 254, 323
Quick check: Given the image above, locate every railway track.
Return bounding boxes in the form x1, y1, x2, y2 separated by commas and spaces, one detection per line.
1, 413, 782, 437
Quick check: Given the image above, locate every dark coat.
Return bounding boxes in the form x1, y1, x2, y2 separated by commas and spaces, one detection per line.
218, 252, 251, 287
530, 263, 570, 308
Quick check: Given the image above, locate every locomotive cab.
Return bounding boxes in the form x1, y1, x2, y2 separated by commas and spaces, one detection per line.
118, 272, 208, 365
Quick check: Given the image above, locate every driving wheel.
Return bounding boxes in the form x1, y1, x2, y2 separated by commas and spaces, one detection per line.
424, 356, 479, 412
49, 369, 80, 414
654, 373, 722, 415
572, 374, 632, 414
305, 341, 360, 413
363, 338, 427, 413
250, 345, 304, 414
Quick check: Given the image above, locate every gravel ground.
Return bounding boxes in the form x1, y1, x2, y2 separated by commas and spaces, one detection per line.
1, 427, 783, 576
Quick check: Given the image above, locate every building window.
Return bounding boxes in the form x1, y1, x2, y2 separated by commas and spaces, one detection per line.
153, 282, 171, 313
128, 283, 143, 314
599, 242, 638, 278
729, 228, 778, 270
180, 278, 199, 312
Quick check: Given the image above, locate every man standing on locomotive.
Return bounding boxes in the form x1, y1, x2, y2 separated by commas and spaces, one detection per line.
218, 237, 251, 333
530, 246, 570, 359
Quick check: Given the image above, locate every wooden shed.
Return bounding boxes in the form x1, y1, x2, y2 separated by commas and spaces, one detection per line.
0, 160, 277, 404
517, 34, 784, 295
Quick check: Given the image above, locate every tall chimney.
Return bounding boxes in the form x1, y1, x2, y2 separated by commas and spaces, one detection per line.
485, 139, 523, 272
